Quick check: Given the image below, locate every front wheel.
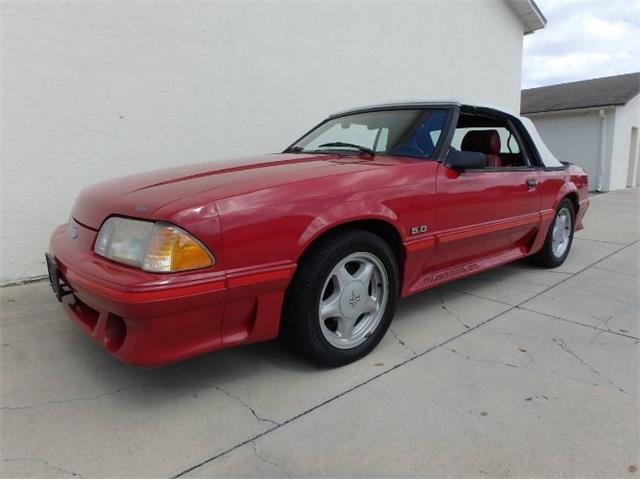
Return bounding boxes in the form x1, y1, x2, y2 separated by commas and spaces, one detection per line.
531, 198, 575, 268
281, 230, 399, 367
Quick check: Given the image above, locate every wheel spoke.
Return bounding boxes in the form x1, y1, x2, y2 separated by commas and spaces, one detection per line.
551, 207, 573, 257
336, 316, 357, 339
361, 295, 378, 314
352, 262, 374, 286
320, 293, 341, 321
334, 264, 353, 291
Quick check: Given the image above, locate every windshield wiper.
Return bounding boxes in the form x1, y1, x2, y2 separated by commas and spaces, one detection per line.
283, 146, 339, 155
283, 146, 305, 153
318, 142, 375, 156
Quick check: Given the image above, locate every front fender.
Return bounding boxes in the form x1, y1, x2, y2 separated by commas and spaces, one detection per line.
296, 200, 404, 255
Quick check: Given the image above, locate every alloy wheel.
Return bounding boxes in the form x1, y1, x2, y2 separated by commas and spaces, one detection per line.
318, 252, 389, 349
552, 206, 572, 258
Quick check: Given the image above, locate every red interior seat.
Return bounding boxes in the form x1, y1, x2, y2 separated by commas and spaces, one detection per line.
461, 130, 503, 167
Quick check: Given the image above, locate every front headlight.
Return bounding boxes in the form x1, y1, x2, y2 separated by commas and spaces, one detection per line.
94, 217, 214, 272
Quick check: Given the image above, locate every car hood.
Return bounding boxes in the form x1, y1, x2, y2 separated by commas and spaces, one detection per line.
71, 153, 376, 229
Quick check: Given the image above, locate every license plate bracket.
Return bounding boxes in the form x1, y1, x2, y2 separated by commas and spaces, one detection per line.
45, 253, 72, 302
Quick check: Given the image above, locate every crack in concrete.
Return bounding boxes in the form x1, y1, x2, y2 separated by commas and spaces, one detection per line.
2, 382, 281, 427
552, 337, 627, 393
2, 457, 83, 478
216, 386, 280, 427
1, 384, 150, 411
437, 290, 469, 329
442, 347, 520, 369
0, 383, 217, 411
441, 287, 515, 307
251, 441, 292, 478
442, 345, 610, 390
388, 327, 417, 355
589, 313, 614, 333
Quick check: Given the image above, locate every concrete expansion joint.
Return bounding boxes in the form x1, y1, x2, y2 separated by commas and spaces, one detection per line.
515, 305, 640, 340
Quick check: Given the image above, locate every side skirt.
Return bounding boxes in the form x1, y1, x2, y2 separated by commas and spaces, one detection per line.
403, 246, 529, 297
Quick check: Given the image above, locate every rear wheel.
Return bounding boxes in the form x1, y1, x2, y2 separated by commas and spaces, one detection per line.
531, 198, 575, 268
282, 230, 399, 366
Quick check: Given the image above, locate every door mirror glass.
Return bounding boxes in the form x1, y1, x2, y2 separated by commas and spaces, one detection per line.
446, 149, 486, 170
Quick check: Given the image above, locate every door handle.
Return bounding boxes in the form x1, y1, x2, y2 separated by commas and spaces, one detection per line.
526, 178, 538, 190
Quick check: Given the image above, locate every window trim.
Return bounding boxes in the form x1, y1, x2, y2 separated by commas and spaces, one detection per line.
463, 166, 538, 174
444, 108, 536, 171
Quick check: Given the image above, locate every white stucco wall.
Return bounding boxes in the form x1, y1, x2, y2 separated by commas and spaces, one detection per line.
1, 0, 528, 284
610, 93, 640, 190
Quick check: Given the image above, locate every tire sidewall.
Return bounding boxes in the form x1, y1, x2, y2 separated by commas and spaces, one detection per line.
547, 199, 575, 265
306, 233, 399, 364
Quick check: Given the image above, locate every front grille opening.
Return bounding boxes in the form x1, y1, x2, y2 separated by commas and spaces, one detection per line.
104, 314, 126, 352
70, 297, 99, 331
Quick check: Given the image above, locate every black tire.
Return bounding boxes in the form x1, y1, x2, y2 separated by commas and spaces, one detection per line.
530, 198, 575, 268
281, 229, 399, 367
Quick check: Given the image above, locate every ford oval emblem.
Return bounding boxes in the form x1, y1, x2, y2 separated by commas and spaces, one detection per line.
70, 226, 79, 239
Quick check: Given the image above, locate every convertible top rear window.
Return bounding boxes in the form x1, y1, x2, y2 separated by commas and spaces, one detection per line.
289, 109, 449, 159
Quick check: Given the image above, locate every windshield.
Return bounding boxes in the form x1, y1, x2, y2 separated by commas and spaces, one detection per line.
288, 109, 449, 159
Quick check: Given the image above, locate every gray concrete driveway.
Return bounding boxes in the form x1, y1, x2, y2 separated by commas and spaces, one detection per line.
2, 189, 639, 478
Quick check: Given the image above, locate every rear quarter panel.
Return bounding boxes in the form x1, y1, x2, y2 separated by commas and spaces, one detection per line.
538, 165, 588, 213
531, 164, 589, 253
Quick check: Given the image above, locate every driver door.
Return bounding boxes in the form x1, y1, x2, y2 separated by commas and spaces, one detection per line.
428, 115, 542, 271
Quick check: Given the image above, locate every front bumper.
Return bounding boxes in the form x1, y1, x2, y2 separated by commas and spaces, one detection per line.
49, 222, 293, 367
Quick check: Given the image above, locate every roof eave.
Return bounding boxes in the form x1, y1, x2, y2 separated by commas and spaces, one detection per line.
522, 104, 622, 116
507, 0, 547, 34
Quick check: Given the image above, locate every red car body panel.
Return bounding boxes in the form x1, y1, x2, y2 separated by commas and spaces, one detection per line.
49, 109, 589, 367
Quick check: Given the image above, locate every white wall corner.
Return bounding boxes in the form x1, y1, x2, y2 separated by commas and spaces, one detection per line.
505, 0, 547, 34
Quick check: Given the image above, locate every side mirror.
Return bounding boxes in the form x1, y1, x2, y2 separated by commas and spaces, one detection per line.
446, 149, 486, 170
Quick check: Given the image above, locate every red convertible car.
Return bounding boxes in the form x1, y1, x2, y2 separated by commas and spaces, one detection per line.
47, 102, 588, 367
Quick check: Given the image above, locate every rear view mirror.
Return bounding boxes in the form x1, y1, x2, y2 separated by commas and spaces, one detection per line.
446, 149, 486, 170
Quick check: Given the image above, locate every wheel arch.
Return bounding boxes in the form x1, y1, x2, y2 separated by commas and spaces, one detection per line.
530, 184, 580, 256
563, 191, 579, 216
555, 182, 580, 215
293, 217, 406, 287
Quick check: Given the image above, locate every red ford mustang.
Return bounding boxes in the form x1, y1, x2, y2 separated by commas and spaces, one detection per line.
47, 102, 589, 367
